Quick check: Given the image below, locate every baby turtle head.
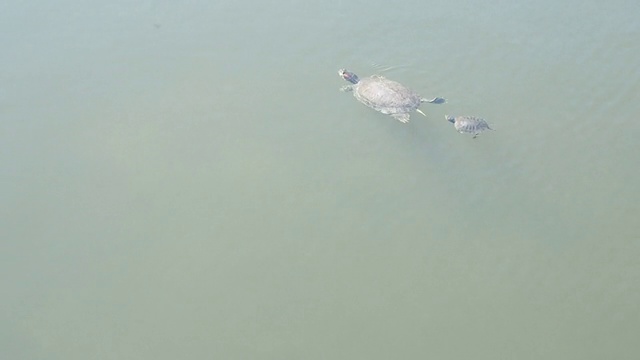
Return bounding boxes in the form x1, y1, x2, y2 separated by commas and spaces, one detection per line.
339, 69, 360, 84
445, 115, 456, 123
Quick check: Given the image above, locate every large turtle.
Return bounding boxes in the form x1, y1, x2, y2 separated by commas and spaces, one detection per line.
339, 69, 445, 123
445, 115, 493, 138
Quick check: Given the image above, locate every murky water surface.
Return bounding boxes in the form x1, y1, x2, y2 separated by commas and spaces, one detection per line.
1, 1, 639, 358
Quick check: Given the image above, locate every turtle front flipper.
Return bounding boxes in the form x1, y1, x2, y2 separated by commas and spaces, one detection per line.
340, 85, 353, 92
391, 113, 410, 123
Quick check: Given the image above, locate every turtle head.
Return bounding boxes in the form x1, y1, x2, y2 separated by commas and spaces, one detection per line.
339, 69, 359, 84
445, 115, 455, 123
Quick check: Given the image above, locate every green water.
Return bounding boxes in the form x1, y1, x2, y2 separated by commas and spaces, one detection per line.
2, 0, 639, 359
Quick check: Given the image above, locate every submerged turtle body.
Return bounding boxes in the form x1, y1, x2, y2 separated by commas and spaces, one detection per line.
446, 115, 493, 138
339, 69, 444, 123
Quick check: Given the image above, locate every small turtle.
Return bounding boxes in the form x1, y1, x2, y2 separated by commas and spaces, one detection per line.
339, 69, 445, 123
445, 115, 493, 138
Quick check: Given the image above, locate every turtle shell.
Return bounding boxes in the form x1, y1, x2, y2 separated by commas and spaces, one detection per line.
446, 115, 492, 137
353, 75, 422, 115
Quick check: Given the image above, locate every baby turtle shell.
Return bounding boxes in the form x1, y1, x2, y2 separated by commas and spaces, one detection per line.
446, 115, 493, 138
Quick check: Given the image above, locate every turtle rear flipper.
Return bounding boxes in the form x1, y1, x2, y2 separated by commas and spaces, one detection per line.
391, 113, 410, 123
422, 97, 446, 104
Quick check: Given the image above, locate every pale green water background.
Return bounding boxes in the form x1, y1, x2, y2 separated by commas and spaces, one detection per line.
2, 0, 640, 359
